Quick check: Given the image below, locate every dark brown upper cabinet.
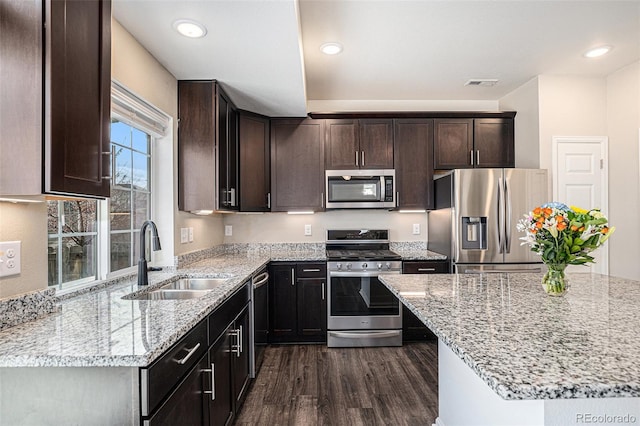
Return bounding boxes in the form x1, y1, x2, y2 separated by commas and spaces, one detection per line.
1, 0, 111, 198
434, 117, 514, 169
325, 119, 393, 170
270, 119, 325, 212
238, 111, 270, 212
178, 80, 238, 212
394, 119, 434, 210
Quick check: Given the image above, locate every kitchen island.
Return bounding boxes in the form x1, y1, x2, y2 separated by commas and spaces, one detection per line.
379, 272, 640, 426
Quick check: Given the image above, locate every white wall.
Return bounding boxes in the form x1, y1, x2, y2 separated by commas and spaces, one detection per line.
499, 77, 540, 168
606, 62, 640, 280
223, 210, 428, 243
111, 20, 224, 256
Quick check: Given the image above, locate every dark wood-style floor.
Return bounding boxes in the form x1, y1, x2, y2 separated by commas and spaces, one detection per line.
236, 341, 438, 425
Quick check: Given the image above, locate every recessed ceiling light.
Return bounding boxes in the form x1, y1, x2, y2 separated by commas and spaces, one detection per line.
172, 19, 207, 38
583, 45, 612, 58
320, 42, 343, 55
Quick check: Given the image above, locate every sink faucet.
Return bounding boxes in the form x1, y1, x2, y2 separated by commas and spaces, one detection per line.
138, 220, 162, 286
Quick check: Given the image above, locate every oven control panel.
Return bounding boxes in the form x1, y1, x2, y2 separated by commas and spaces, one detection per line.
328, 261, 402, 272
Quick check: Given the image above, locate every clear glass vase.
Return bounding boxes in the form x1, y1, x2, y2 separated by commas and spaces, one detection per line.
542, 263, 568, 296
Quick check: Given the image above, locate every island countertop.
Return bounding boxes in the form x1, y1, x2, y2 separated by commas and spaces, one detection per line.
378, 272, 640, 401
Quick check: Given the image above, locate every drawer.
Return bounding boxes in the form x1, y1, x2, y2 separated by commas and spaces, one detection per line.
141, 318, 208, 416
208, 281, 250, 345
402, 261, 450, 274
296, 262, 326, 278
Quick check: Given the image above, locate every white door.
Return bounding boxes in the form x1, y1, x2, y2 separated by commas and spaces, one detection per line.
552, 136, 609, 274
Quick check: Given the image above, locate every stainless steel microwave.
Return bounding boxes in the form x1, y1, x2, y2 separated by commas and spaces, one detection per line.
325, 169, 395, 209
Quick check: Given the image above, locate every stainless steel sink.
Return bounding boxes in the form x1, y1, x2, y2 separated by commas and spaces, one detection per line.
128, 289, 210, 300
161, 277, 231, 290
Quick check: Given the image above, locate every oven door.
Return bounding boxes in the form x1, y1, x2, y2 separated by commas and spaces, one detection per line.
327, 270, 402, 330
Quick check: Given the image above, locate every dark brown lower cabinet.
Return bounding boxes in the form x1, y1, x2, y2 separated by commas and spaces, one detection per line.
402, 261, 450, 342
269, 262, 327, 343
207, 325, 233, 426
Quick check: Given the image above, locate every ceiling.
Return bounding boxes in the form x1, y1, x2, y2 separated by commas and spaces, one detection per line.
113, 0, 640, 117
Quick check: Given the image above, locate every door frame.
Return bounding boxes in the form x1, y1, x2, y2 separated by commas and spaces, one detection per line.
551, 136, 609, 274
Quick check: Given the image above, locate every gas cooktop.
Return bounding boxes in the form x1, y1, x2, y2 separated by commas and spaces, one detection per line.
325, 249, 401, 261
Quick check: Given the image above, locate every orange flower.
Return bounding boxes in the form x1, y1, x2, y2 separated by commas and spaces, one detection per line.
533, 207, 542, 216
570, 225, 579, 231
602, 227, 609, 234
535, 222, 543, 229
557, 222, 567, 231
543, 207, 553, 216
579, 226, 584, 232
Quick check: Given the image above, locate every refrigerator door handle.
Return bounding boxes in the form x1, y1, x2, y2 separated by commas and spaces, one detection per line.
497, 178, 504, 254
505, 177, 512, 253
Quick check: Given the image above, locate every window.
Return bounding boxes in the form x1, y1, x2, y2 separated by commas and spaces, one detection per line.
47, 81, 170, 291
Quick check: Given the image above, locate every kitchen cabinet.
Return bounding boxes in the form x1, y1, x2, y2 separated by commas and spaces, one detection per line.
325, 119, 393, 170
401, 260, 449, 342
270, 119, 325, 212
393, 119, 434, 210
238, 111, 270, 211
1, 0, 111, 198
269, 262, 327, 343
433, 118, 514, 169
178, 80, 238, 212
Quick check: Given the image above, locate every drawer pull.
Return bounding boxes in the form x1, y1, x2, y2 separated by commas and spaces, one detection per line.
291, 268, 295, 285
418, 268, 436, 272
302, 268, 321, 272
203, 363, 215, 401
176, 342, 201, 365
322, 282, 325, 300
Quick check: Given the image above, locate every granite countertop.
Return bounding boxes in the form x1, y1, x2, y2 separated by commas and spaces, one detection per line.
378, 272, 640, 400
0, 252, 272, 368
392, 248, 447, 261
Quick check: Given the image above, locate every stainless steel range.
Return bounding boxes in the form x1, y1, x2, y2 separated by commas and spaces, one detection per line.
326, 229, 402, 347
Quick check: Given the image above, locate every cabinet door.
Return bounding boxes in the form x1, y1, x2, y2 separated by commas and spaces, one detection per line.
239, 112, 270, 211
45, 0, 111, 197
473, 118, 514, 168
394, 119, 434, 210
358, 119, 393, 169
433, 119, 473, 169
228, 106, 239, 208
217, 91, 230, 209
325, 119, 359, 169
232, 307, 251, 411
178, 81, 215, 211
146, 354, 208, 426
270, 119, 325, 212
269, 263, 297, 341
207, 328, 233, 426
0, 0, 42, 195
296, 278, 327, 342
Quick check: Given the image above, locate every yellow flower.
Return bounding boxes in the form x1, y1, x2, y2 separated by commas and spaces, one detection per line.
571, 206, 588, 214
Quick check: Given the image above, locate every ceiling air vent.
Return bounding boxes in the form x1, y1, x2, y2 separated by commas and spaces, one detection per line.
464, 79, 498, 87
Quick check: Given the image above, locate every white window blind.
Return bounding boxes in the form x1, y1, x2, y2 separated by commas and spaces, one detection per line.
111, 80, 170, 138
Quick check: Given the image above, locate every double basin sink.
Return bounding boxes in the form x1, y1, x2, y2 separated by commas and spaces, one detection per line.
126, 277, 232, 300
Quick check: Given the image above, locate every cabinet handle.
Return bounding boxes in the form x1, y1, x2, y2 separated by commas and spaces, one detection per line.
203, 364, 215, 401
103, 147, 114, 180
417, 268, 436, 272
175, 342, 201, 365
239, 325, 243, 355
361, 151, 365, 167
470, 150, 474, 166
291, 268, 295, 285
302, 268, 320, 272
229, 188, 236, 207
321, 192, 324, 208
396, 191, 400, 208
355, 151, 359, 167
230, 329, 241, 357
322, 282, 325, 300
267, 192, 271, 209
476, 150, 480, 166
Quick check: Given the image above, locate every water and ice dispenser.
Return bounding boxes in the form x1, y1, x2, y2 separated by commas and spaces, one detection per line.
461, 217, 487, 250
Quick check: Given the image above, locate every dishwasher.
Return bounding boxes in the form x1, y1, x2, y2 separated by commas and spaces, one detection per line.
250, 267, 269, 377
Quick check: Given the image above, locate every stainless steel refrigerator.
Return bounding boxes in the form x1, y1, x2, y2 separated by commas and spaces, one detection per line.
428, 168, 548, 273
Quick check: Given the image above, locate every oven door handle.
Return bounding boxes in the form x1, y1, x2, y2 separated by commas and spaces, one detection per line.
329, 271, 400, 278
328, 330, 401, 339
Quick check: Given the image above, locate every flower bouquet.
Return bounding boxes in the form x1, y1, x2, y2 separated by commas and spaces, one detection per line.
517, 202, 614, 295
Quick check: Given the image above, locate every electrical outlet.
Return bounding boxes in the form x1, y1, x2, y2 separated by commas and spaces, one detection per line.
225, 225, 233, 236
412, 223, 421, 235
188, 227, 194, 242
180, 228, 188, 244
0, 241, 21, 277
304, 224, 312, 236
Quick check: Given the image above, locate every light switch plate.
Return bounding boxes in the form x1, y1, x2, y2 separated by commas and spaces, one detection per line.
225, 225, 233, 236
304, 224, 312, 236
180, 228, 188, 244
188, 227, 194, 242
0, 241, 21, 277
412, 224, 421, 235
